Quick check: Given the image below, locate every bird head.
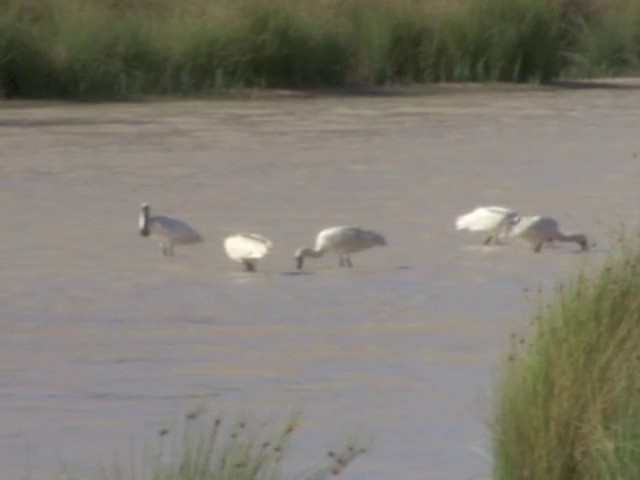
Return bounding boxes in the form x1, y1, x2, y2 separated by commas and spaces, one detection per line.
294, 248, 307, 270
139, 203, 151, 237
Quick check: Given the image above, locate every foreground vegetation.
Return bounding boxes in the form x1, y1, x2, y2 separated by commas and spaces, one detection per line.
84, 410, 368, 480
1, 0, 639, 98
492, 234, 640, 479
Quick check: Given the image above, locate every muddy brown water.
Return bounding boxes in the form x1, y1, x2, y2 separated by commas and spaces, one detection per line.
1, 86, 639, 479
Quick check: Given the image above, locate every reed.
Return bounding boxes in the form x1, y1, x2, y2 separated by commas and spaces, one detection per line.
0, 0, 638, 98
492, 233, 640, 479
89, 411, 369, 480
566, 0, 640, 76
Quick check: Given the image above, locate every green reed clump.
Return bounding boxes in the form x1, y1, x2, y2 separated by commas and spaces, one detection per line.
340, 1, 435, 84
0, 8, 59, 97
147, 12, 244, 93
0, 0, 639, 98
91, 410, 369, 480
492, 234, 640, 480
232, 1, 351, 88
50, 10, 165, 96
567, 0, 640, 76
431, 0, 563, 82
0, 0, 168, 97
150, 0, 351, 92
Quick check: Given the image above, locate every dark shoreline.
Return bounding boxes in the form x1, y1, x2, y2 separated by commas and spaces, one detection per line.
2, 78, 640, 106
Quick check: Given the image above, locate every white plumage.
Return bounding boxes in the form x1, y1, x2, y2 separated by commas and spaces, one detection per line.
138, 203, 203, 256
224, 233, 273, 271
455, 206, 520, 245
510, 216, 588, 253
295, 226, 387, 270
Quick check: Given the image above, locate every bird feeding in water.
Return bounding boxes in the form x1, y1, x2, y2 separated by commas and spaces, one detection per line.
294, 226, 387, 270
455, 206, 520, 245
223, 233, 273, 272
509, 216, 588, 253
138, 203, 203, 256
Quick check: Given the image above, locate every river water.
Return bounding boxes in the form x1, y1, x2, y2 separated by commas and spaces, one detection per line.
1, 85, 639, 479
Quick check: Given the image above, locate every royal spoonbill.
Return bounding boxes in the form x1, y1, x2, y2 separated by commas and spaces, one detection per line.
224, 233, 273, 272
455, 206, 520, 245
510, 216, 588, 253
138, 203, 203, 256
295, 226, 387, 270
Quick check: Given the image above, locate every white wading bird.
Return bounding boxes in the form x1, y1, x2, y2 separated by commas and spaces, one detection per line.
455, 206, 520, 245
138, 203, 203, 256
510, 216, 588, 253
295, 226, 387, 270
224, 233, 273, 272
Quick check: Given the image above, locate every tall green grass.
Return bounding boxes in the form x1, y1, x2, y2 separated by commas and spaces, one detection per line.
0, 0, 639, 98
492, 234, 640, 480
567, 0, 640, 76
87, 411, 369, 480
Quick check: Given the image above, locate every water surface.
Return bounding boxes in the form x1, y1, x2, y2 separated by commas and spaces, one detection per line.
1, 87, 639, 479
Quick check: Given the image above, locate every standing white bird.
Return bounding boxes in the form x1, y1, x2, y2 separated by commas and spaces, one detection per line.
224, 233, 273, 272
510, 216, 588, 253
295, 226, 387, 270
455, 206, 520, 245
138, 203, 203, 256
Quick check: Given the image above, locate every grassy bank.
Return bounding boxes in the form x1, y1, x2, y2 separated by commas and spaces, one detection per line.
1, 0, 638, 98
80, 411, 368, 480
492, 234, 640, 479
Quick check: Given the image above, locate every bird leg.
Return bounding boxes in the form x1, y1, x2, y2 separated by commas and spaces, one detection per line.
533, 242, 543, 253
345, 255, 353, 268
339, 255, 345, 267
242, 260, 256, 272
483, 235, 493, 246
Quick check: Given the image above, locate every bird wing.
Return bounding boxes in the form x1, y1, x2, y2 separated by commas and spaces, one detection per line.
224, 233, 273, 260
455, 207, 516, 232
315, 226, 356, 250
358, 229, 387, 246
152, 216, 203, 244
529, 217, 558, 236
316, 226, 385, 252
